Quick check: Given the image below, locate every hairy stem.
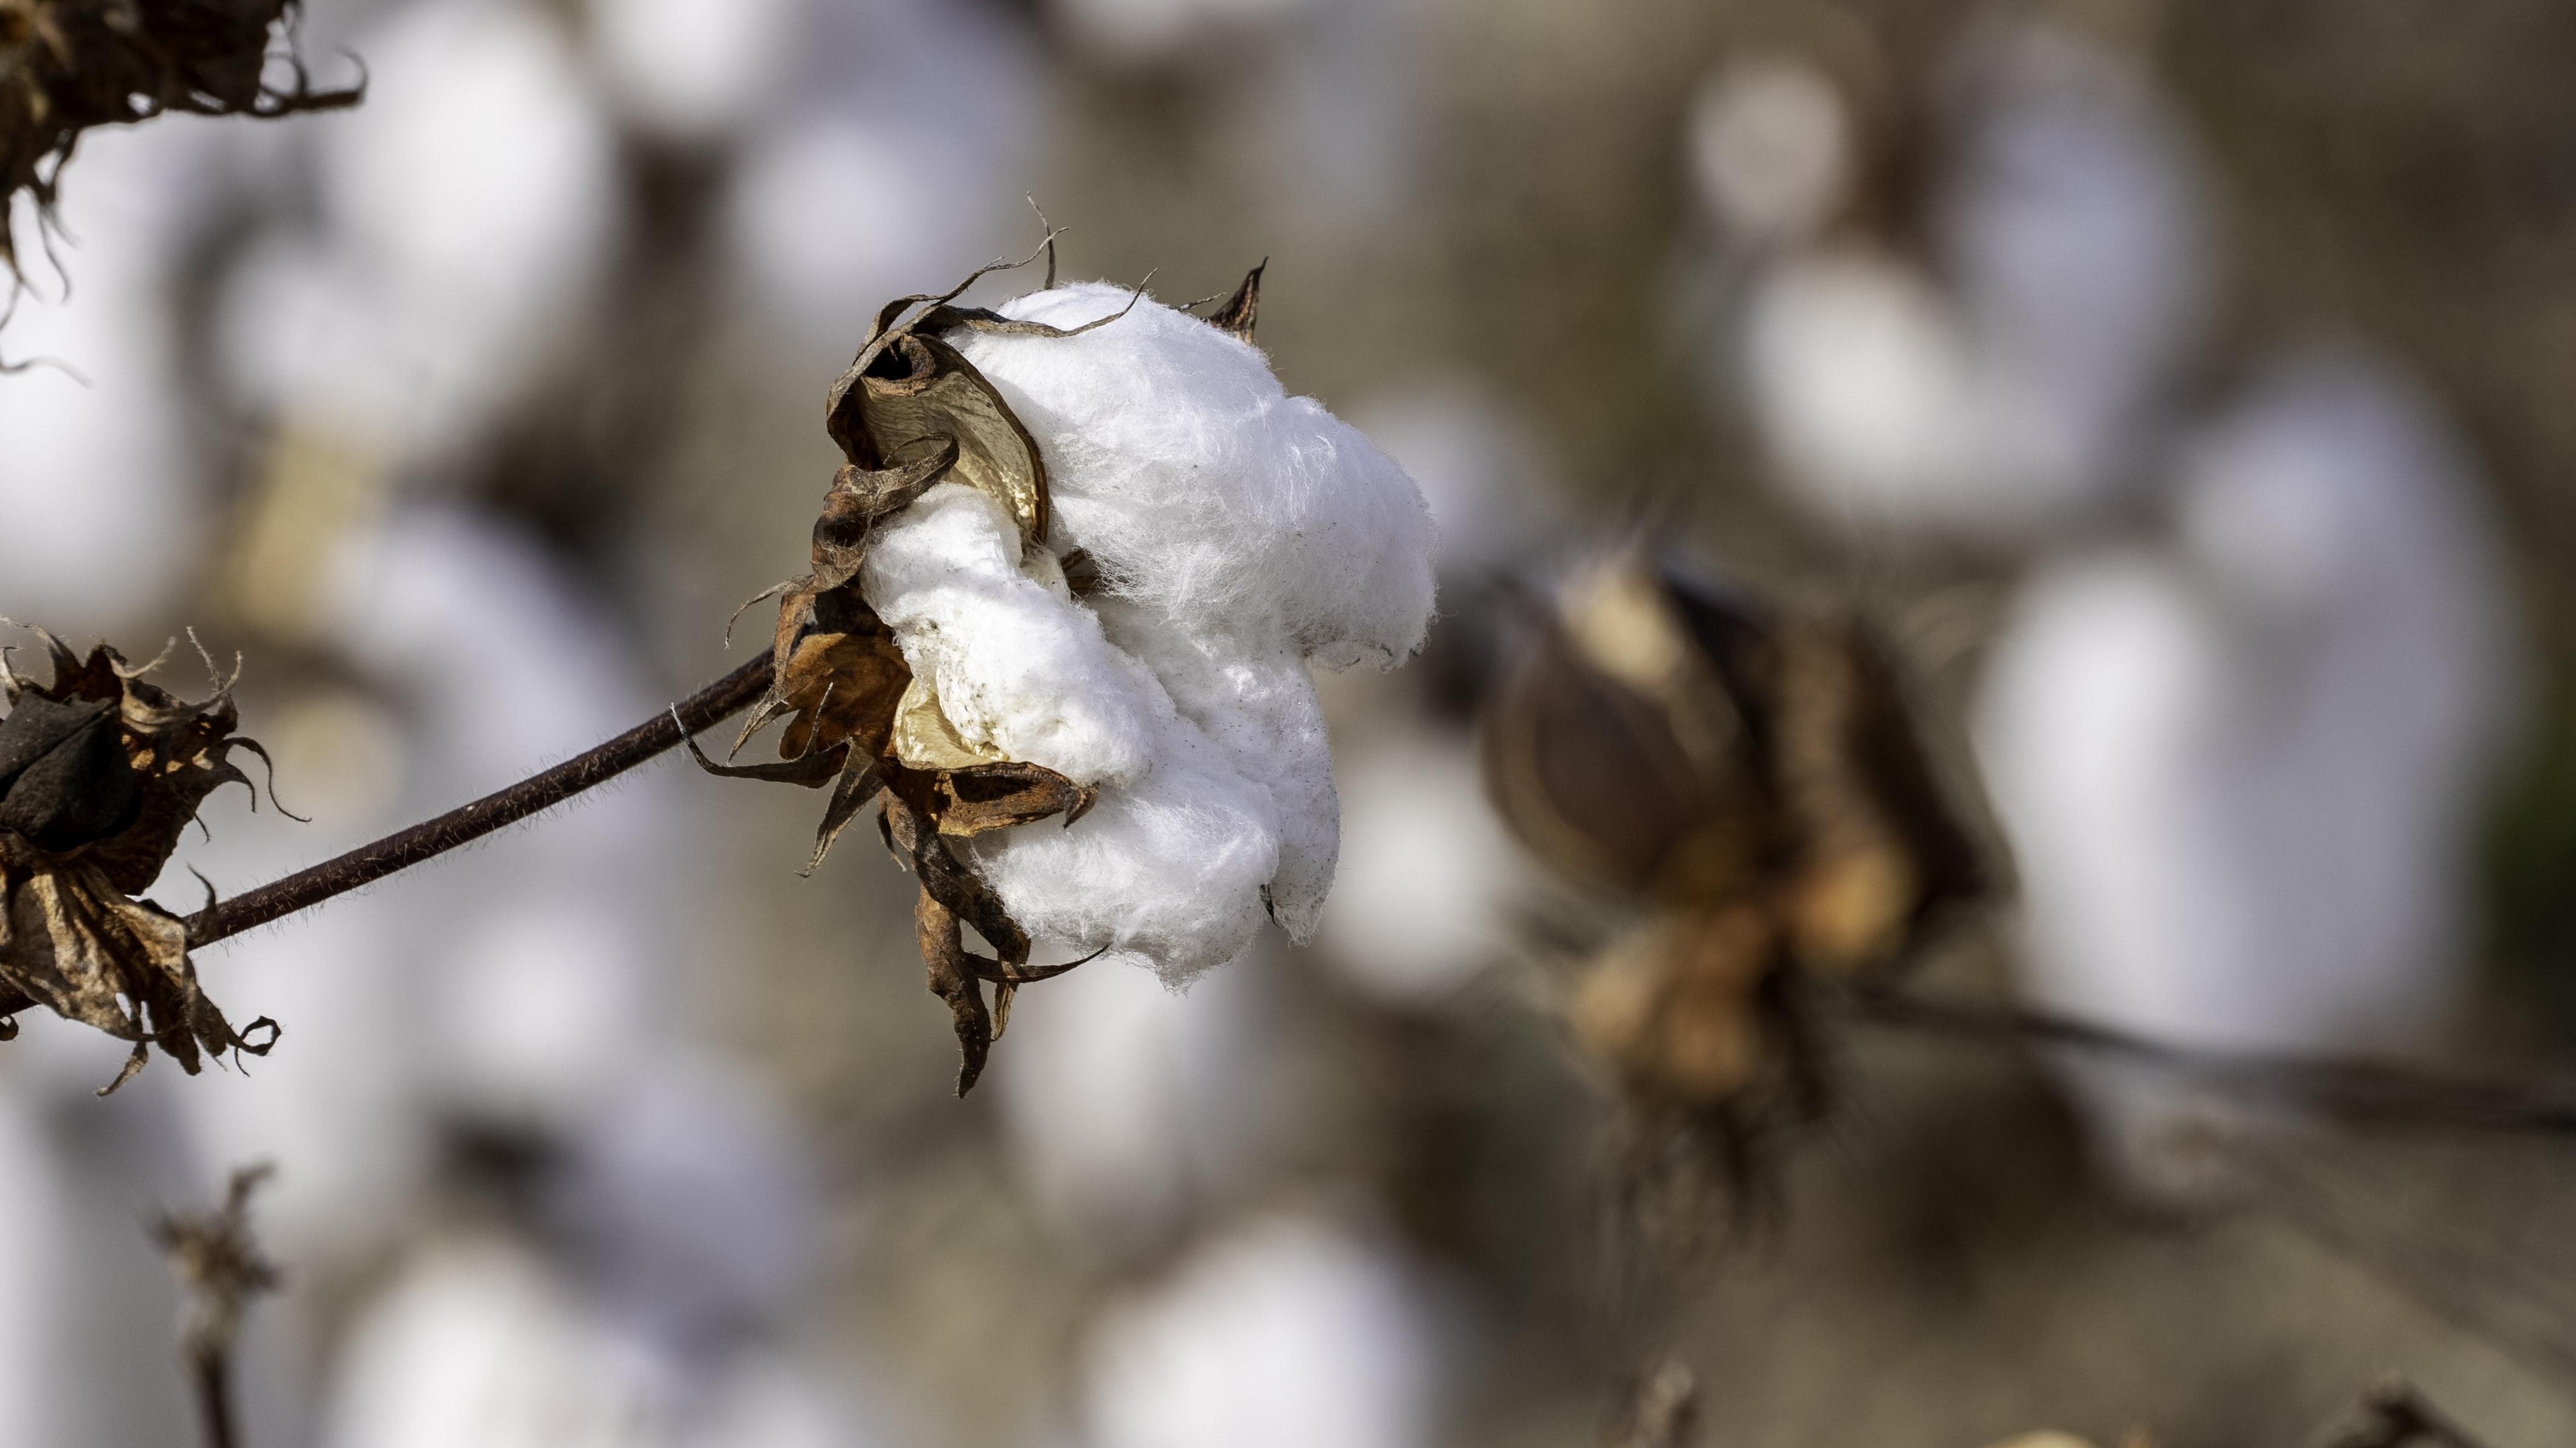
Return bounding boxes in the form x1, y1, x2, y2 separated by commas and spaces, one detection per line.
191, 655, 773, 945
0, 656, 770, 1023
1844, 983, 2576, 1136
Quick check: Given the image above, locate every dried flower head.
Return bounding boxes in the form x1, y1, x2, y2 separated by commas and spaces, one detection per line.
702, 237, 1436, 1095
1482, 548, 1976, 1209
0, 0, 357, 283
0, 624, 280, 1091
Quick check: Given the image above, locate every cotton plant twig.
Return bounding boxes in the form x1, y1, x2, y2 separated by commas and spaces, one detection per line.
1840, 983, 2576, 1139
2312, 1381, 2493, 1448
156, 1163, 281, 1448
0, 655, 771, 1023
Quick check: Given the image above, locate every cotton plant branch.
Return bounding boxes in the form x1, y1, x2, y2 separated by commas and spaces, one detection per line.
1840, 982, 2576, 1139
0, 654, 770, 1025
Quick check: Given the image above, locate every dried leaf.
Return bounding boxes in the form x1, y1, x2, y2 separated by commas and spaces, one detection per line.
1204, 259, 1266, 340
0, 629, 281, 1090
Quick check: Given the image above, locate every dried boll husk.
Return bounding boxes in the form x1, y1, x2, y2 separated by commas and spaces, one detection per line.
1484, 547, 1977, 974
0, 0, 357, 283
1483, 547, 1977, 1215
695, 246, 1229, 1096
0, 626, 280, 1092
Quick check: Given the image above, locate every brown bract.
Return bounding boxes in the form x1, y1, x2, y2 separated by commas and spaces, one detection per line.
0, 627, 281, 1092
1483, 548, 1978, 1209
0, 0, 358, 285
697, 249, 1264, 1096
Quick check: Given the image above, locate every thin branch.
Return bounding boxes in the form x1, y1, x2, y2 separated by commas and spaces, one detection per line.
192, 655, 772, 946
0, 656, 770, 1023
1842, 983, 2576, 1138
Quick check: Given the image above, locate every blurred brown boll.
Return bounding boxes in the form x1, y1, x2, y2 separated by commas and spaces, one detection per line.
1483, 548, 1978, 1204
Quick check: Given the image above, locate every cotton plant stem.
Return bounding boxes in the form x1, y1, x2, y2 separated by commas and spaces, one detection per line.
0, 655, 772, 1023
190, 654, 774, 946
1843, 983, 2576, 1137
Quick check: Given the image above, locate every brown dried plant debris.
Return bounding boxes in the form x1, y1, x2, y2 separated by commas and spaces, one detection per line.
693, 245, 1264, 1097
0, 625, 281, 1092
1482, 547, 1979, 1214
157, 1162, 280, 1448
0, 0, 358, 285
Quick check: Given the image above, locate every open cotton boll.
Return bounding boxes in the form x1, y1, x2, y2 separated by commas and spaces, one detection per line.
956, 282, 1436, 666
856, 285, 1434, 981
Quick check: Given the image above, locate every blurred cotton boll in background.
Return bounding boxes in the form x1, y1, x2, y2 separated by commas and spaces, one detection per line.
720, 0, 1049, 374
992, 943, 1281, 1252
1974, 349, 2520, 1197
218, 0, 620, 471
1719, 20, 2211, 546
1688, 55, 1854, 248
0, 119, 239, 634
1080, 1210, 1453, 1448
589, 0, 802, 142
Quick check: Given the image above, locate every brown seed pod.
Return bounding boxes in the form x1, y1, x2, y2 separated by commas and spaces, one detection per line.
1482, 547, 1978, 1213
0, 626, 282, 1092
0, 0, 359, 285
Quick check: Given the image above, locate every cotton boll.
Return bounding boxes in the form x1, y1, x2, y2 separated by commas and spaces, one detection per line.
221, 0, 618, 462
1930, 21, 2212, 513
1974, 350, 2517, 1195
1314, 731, 1527, 1007
961, 283, 1436, 665
860, 484, 1157, 785
857, 289, 1434, 980
1732, 22, 2209, 545
1690, 57, 1854, 245
991, 945, 1278, 1246
1092, 595, 1342, 938
1740, 245, 1984, 533
589, 0, 800, 141
720, 0, 1045, 372
971, 747, 1286, 980
1080, 1211, 1448, 1448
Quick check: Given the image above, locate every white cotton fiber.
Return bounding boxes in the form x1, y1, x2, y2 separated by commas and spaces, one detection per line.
856, 284, 1435, 981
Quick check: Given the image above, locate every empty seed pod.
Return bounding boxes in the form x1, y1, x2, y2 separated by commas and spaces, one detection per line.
0, 624, 282, 1091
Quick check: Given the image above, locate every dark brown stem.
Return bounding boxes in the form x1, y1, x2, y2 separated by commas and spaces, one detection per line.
0, 657, 771, 1022
188, 655, 773, 946
1844, 983, 2576, 1138
189, 1342, 238, 1448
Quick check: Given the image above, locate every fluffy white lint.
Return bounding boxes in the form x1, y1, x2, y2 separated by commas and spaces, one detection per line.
857, 283, 1435, 982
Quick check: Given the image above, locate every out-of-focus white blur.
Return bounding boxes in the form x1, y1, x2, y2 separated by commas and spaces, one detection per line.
1714, 20, 2211, 545
1080, 1210, 1454, 1448
1975, 350, 2518, 1194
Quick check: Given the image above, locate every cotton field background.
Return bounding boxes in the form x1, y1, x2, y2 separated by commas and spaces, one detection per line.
4, 1, 2575, 1446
